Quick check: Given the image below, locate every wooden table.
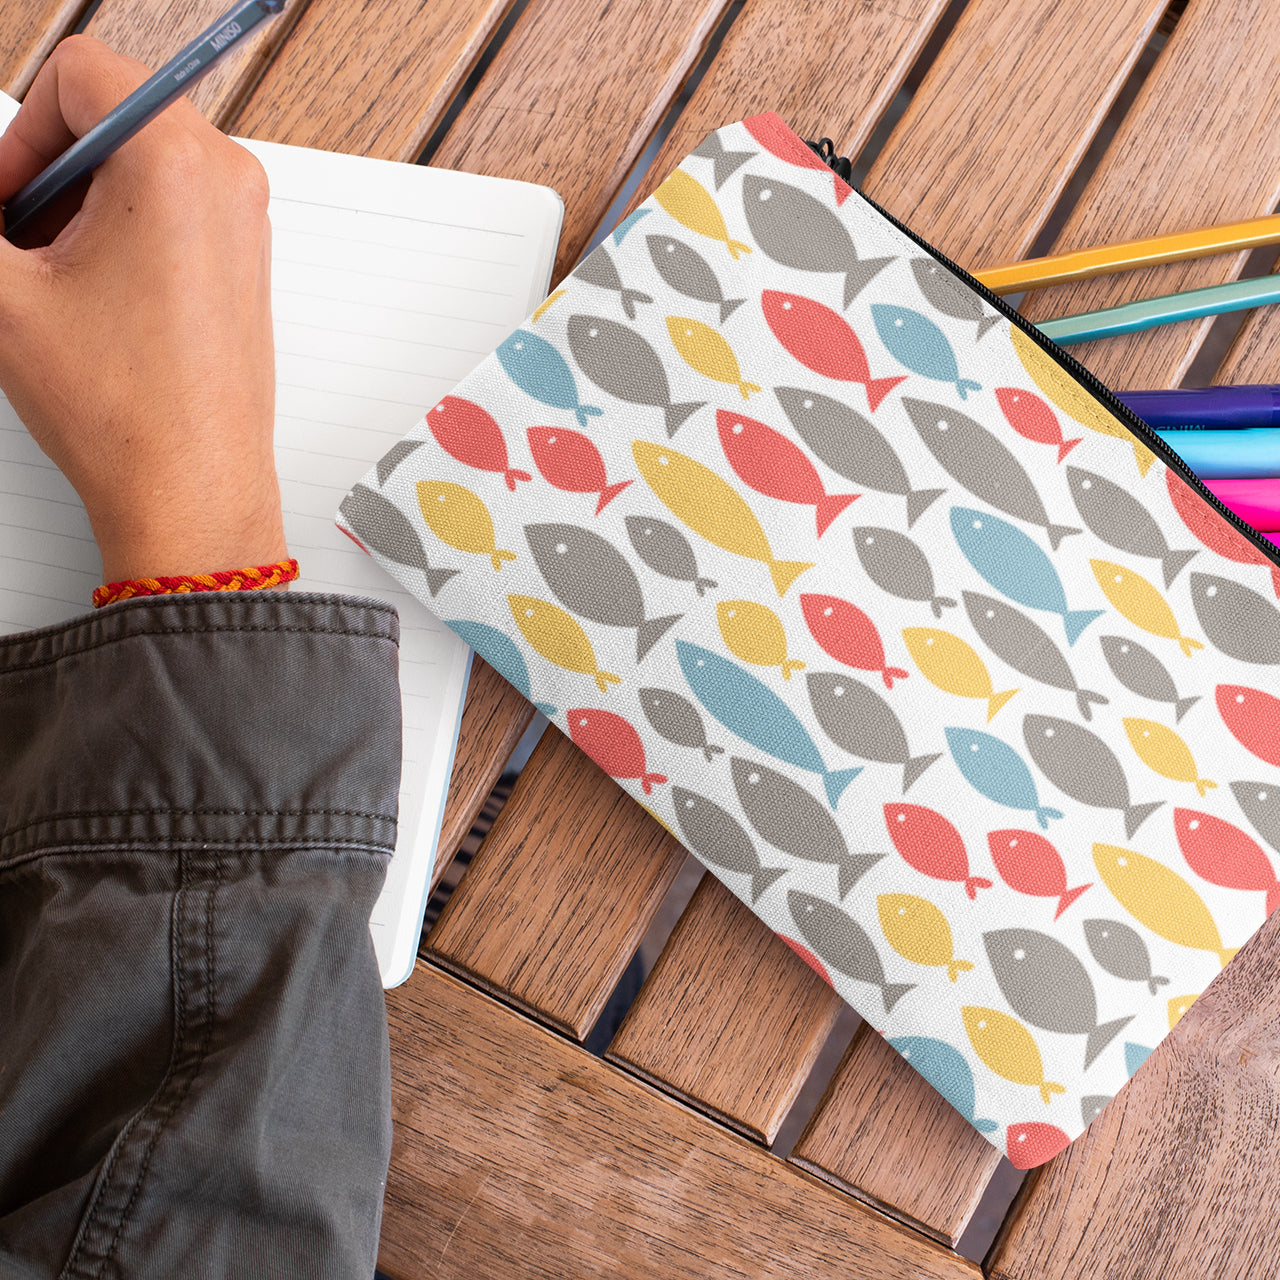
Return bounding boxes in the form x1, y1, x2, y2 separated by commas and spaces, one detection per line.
8, 1, 1280, 1275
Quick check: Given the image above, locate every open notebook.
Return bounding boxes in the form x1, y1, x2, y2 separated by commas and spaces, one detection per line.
0, 91, 563, 986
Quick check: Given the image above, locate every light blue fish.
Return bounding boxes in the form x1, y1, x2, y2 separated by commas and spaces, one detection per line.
888, 1036, 997, 1133
951, 506, 1103, 646
1124, 1042, 1153, 1077
496, 328, 603, 428
611, 207, 653, 245
676, 640, 860, 809
871, 303, 981, 399
446, 619, 556, 718
945, 726, 1064, 830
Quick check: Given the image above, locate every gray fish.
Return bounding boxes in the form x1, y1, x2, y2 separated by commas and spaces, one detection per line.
1081, 1095, 1111, 1127
1099, 635, 1198, 723
375, 438, 425, 487
731, 757, 884, 899
1083, 918, 1169, 996
575, 244, 652, 321
646, 235, 745, 324
338, 483, 458, 596
775, 387, 943, 527
525, 523, 680, 661
910, 258, 1001, 340
788, 890, 915, 1013
1023, 714, 1162, 838
640, 687, 724, 762
624, 515, 716, 596
1190, 572, 1280, 664
964, 591, 1108, 721
806, 671, 941, 793
1231, 780, 1280, 855
741, 174, 893, 309
690, 129, 756, 189
671, 786, 783, 903
853, 526, 957, 618
567, 314, 704, 437
902, 397, 1081, 551
984, 927, 1132, 1070
1066, 466, 1197, 587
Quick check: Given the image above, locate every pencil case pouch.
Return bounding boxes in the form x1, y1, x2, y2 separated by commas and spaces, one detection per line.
337, 113, 1280, 1168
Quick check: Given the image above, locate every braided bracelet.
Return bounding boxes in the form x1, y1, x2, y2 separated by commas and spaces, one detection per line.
92, 558, 299, 608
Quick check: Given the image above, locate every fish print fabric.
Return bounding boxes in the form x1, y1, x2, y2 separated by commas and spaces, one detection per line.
338, 112, 1280, 1169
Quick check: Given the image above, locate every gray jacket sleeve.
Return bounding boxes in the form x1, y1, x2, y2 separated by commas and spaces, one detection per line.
0, 592, 402, 1280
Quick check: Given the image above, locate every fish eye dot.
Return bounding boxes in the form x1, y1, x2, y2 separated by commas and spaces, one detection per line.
978, 1019, 987, 1030
438, 494, 446, 503
985, 610, 995, 620
666, 244, 675, 253
1014, 948, 1025, 960
782, 301, 792, 310
555, 543, 567, 554
1114, 574, 1123, 583
1207, 585, 1217, 597
1237, 693, 1245, 703
727, 609, 737, 618
748, 772, 760, 785
1082, 479, 1092, 489
685, 328, 693, 337
834, 686, 844, 696
697, 659, 704, 667
1259, 791, 1269, 800
548, 435, 556, 444
937, 421, 948, 432
643, 527, 652, 535
685, 798, 694, 808
525, 609, 534, 617
1101, 930, 1108, 938
578, 717, 588, 727
803, 399, 813, 408
514, 342, 523, 350
1045, 728, 1054, 737
1017, 1132, 1027, 1143
1189, 819, 1199, 830
894, 318, 904, 327
733, 422, 744, 434
659, 456, 669, 466
925, 637, 934, 646
1117, 857, 1127, 867
971, 743, 979, 752
588, 328, 598, 337
1120, 645, 1129, 653
896, 812, 905, 822
973, 520, 982, 530
760, 188, 772, 200
865, 536, 875, 545
1008, 839, 1017, 847
823, 607, 833, 617
902, 1049, 911, 1058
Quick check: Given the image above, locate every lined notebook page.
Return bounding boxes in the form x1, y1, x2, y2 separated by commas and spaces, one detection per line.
0, 91, 562, 987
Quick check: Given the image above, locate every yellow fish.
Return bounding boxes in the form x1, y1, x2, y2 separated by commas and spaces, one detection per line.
654, 168, 752, 260
1010, 326, 1155, 476
1124, 717, 1216, 796
1093, 843, 1238, 968
508, 594, 620, 693
1090, 560, 1203, 657
963, 1006, 1065, 1104
665, 316, 761, 399
902, 627, 1017, 721
717, 600, 804, 678
1167, 993, 1197, 1030
417, 481, 516, 571
531, 289, 566, 323
632, 440, 813, 596
877, 893, 973, 982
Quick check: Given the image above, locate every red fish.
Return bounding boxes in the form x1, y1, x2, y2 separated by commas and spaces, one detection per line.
761, 290, 905, 411
526, 426, 631, 515
800, 592, 908, 689
743, 113, 852, 205
884, 803, 992, 899
778, 935, 833, 986
1167, 467, 1280, 598
716, 409, 858, 536
1006, 1121, 1070, 1169
567, 708, 667, 794
1217, 683, 1280, 769
1174, 807, 1280, 917
994, 387, 1081, 463
987, 829, 1090, 919
427, 395, 531, 491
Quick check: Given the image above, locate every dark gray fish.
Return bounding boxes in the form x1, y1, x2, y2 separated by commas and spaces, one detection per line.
1083, 918, 1169, 996
1066, 466, 1197, 587
731, 757, 884, 899
1189, 572, 1280, 664
1023, 714, 1162, 838
805, 671, 941, 793
902, 397, 1081, 551
640, 687, 724, 762
1099, 635, 1198, 723
1231, 780, 1280, 855
853, 526, 957, 618
375, 438, 425, 487
741, 174, 892, 309
646, 235, 745, 324
910, 258, 1001, 340
567, 314, 704, 437
624, 515, 716, 595
775, 386, 943, 527
525, 523, 680, 661
983, 927, 1131, 1069
1081, 1095, 1110, 1127
690, 130, 756, 189
671, 786, 783, 903
788, 890, 915, 1013
964, 591, 1108, 721
575, 244, 652, 320
338, 483, 458, 596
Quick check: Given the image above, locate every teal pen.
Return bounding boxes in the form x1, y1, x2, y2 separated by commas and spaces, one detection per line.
1156, 427, 1280, 479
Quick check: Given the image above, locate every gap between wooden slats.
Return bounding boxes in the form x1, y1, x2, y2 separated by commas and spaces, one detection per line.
0, 0, 87, 97
1210, 256, 1280, 386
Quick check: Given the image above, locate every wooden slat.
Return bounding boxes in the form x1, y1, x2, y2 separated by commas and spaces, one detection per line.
231, 0, 512, 160
381, 962, 982, 1280
1016, 0, 1280, 389
790, 1025, 1003, 1247
605, 874, 843, 1144
425, 725, 687, 1039
988, 912, 1280, 1279
1209, 263, 1280, 385
0, 0, 86, 98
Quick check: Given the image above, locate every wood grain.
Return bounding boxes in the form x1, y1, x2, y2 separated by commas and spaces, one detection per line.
988, 912, 1280, 1279
790, 1024, 1003, 1247
231, 0, 513, 160
0, 0, 86, 98
382, 962, 982, 1280
605, 873, 844, 1144
425, 724, 687, 1040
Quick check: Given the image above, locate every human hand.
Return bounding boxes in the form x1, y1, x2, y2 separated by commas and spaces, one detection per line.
0, 35, 287, 584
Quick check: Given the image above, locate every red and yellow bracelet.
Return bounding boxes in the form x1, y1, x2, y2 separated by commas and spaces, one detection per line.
92, 558, 299, 608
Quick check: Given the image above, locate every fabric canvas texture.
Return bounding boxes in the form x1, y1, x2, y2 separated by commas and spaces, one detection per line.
337, 112, 1280, 1169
